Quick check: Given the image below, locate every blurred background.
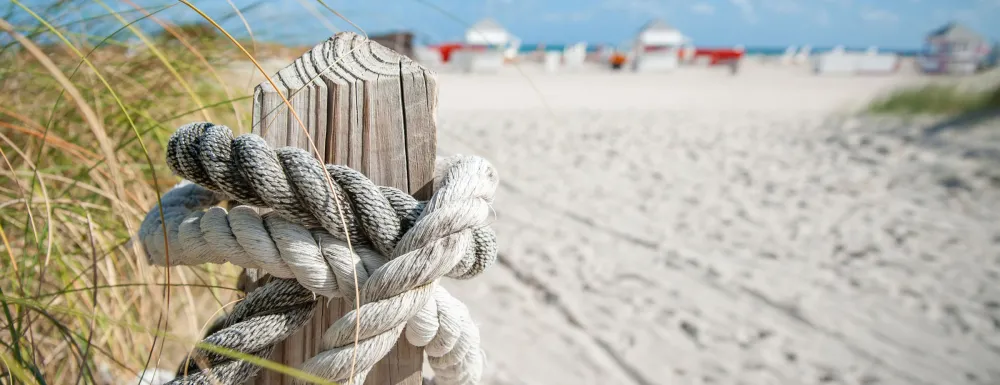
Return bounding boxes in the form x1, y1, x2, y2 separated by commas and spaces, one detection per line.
1, 1, 999, 384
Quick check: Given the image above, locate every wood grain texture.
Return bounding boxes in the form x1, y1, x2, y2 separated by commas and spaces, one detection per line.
246, 31, 437, 385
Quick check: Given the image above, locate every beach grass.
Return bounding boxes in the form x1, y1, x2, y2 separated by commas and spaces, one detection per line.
0, 1, 330, 383
867, 83, 1000, 116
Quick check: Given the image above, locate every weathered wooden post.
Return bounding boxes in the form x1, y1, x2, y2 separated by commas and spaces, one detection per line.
244, 31, 437, 385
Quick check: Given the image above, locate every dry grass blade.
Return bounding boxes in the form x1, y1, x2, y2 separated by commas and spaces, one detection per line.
310, 4, 369, 383
178, 2, 370, 383
1, 1, 523, 383
8, 2, 181, 377
0, 2, 252, 381
9, 15, 132, 185
0, 17, 126, 209
90, 0, 214, 123
75, 209, 98, 385
0, 220, 15, 276
0, 140, 37, 271
116, 0, 248, 132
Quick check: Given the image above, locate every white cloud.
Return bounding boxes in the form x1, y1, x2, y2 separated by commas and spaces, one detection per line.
762, 0, 802, 14
859, 7, 900, 23
729, 0, 758, 23
690, 2, 716, 15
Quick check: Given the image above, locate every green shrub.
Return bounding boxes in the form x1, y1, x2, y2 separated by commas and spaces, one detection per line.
868, 84, 999, 115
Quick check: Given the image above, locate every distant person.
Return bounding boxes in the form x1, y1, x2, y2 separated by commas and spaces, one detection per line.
728, 58, 740, 75
610, 51, 627, 70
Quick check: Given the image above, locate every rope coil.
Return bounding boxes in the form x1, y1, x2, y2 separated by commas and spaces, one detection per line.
139, 122, 499, 385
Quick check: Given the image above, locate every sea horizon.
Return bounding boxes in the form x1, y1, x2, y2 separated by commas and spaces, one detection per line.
510, 43, 923, 57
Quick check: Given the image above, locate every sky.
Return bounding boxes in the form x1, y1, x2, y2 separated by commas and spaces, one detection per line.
16, 0, 1000, 49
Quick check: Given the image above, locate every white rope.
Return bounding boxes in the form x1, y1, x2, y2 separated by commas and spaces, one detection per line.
138, 122, 499, 385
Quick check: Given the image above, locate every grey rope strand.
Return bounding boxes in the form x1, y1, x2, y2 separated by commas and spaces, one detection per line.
168, 278, 316, 385
142, 122, 498, 385
140, 181, 493, 384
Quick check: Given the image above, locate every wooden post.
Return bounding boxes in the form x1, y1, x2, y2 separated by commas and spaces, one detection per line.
244, 31, 437, 385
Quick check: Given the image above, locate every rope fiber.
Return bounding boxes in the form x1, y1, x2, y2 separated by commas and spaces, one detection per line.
139, 122, 499, 385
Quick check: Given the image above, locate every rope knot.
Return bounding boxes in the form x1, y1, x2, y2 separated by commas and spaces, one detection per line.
140, 122, 500, 385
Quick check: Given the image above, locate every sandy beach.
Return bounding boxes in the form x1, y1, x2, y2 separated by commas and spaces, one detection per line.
223, 59, 1000, 385
424, 62, 1000, 385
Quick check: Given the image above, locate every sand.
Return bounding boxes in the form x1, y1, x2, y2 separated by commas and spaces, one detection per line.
427, 62, 1000, 385
220, 59, 1000, 384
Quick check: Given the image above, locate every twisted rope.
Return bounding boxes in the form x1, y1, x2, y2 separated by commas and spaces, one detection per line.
139, 122, 498, 385
141, 181, 490, 384
169, 278, 316, 384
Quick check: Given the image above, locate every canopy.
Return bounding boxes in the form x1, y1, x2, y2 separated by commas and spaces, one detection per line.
636, 19, 688, 46
465, 18, 511, 46
927, 22, 985, 44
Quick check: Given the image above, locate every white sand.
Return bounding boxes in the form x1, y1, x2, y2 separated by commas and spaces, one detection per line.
428, 63, 1000, 385
222, 59, 1000, 384
433, 61, 924, 113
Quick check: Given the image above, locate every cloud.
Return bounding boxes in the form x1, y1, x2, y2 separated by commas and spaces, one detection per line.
859, 7, 900, 23
690, 2, 716, 15
762, 0, 803, 14
729, 0, 758, 23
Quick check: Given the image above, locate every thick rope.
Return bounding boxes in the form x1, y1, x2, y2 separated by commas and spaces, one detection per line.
139, 122, 498, 385
141, 181, 491, 384
168, 278, 317, 385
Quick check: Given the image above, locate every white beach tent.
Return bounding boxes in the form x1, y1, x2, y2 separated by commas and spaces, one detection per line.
632, 18, 688, 72
563, 41, 588, 69
813, 48, 899, 75
454, 18, 514, 73
464, 18, 511, 46
793, 45, 812, 64
636, 19, 687, 46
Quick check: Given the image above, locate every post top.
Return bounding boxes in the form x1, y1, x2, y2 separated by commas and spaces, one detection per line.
257, 31, 429, 93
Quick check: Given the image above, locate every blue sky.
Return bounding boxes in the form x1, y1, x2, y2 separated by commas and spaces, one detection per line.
17, 0, 1000, 49
201, 0, 1000, 48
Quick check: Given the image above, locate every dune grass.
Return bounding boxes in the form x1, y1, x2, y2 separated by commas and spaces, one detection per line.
868, 83, 1000, 116
0, 2, 309, 383
0, 0, 500, 382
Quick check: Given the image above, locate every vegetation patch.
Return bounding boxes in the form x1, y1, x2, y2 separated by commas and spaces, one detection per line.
868, 83, 1000, 116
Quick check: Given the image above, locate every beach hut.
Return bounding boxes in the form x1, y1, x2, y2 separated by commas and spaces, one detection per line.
920, 22, 993, 75
813, 49, 899, 75
793, 45, 812, 65
632, 19, 687, 72
563, 42, 588, 69
464, 18, 511, 47
452, 18, 512, 73
544, 51, 561, 72
780, 46, 797, 65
